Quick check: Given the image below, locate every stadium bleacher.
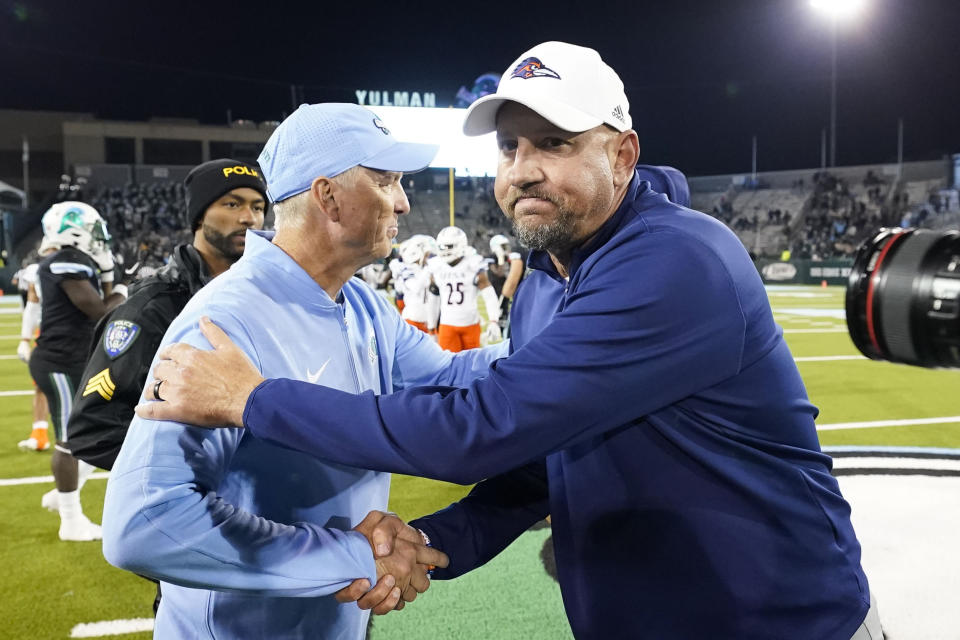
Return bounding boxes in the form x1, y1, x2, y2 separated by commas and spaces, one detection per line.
88, 181, 192, 272
9, 160, 958, 284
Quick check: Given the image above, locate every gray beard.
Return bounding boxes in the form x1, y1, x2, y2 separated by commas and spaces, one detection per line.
511, 206, 578, 254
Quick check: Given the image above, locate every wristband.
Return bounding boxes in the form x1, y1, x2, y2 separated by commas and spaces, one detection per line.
112, 283, 129, 299
418, 529, 435, 576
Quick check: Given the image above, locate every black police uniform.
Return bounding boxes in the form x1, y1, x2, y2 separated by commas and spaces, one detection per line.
66, 244, 211, 470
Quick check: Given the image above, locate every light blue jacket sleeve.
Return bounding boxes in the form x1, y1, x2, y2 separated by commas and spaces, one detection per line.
102, 310, 377, 596
385, 297, 509, 390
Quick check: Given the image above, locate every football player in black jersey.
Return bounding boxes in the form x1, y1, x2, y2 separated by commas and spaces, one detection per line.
29, 202, 127, 541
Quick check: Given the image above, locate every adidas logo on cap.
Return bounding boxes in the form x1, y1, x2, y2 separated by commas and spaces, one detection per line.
612, 105, 625, 123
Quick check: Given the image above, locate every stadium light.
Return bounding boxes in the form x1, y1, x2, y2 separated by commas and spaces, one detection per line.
810, 0, 867, 167
810, 0, 866, 20
372, 106, 497, 177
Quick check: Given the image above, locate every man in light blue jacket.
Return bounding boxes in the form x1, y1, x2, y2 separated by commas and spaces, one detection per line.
102, 103, 505, 639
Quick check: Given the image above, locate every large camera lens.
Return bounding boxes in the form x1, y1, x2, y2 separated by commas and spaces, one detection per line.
846, 228, 960, 368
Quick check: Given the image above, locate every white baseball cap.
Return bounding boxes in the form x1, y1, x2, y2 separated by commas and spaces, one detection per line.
462, 41, 632, 137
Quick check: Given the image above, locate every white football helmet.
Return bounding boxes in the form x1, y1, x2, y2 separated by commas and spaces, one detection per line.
38, 236, 62, 256
436, 226, 468, 264
400, 234, 438, 265
41, 201, 110, 258
489, 234, 511, 264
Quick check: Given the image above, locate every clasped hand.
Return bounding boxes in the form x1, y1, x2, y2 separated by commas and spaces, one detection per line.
335, 510, 449, 615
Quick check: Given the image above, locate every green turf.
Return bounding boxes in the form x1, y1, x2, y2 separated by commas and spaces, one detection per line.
2, 480, 155, 640
818, 422, 960, 448
784, 332, 860, 357
1, 394, 55, 481
1, 287, 959, 639
388, 475, 471, 523
371, 526, 572, 640
799, 360, 960, 425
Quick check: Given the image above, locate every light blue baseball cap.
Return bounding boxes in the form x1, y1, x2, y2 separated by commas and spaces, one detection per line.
258, 103, 439, 203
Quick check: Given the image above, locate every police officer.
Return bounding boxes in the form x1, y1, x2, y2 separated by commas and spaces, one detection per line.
66, 159, 267, 471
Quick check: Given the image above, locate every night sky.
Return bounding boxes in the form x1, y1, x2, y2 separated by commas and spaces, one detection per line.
2, 0, 958, 176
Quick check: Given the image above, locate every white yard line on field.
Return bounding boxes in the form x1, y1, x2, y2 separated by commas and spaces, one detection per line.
774, 308, 846, 318
782, 328, 848, 333
70, 618, 154, 638
832, 456, 960, 471
794, 355, 864, 362
0, 472, 108, 487
0, 390, 33, 396
818, 416, 960, 431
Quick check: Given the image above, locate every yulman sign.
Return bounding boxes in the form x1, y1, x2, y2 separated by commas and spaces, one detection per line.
355, 90, 437, 108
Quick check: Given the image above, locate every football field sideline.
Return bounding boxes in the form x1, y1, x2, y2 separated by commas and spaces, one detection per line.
3, 288, 960, 638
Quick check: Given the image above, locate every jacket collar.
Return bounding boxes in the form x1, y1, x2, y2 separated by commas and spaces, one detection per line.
151, 243, 213, 297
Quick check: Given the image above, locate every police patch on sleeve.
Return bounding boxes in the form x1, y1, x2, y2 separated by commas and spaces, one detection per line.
103, 320, 141, 359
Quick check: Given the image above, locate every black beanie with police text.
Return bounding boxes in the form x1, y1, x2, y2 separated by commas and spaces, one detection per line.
185, 159, 268, 231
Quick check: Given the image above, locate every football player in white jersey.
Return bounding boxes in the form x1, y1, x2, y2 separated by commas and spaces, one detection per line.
16, 237, 60, 452
487, 233, 525, 332
393, 235, 440, 333
427, 226, 500, 351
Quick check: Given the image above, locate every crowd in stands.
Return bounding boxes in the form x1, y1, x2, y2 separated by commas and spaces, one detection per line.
698, 169, 960, 261
402, 175, 512, 258
88, 182, 193, 274
16, 167, 959, 277
900, 186, 960, 229
711, 197, 735, 225
790, 171, 885, 259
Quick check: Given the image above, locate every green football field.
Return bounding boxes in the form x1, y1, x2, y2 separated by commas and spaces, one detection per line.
1, 286, 958, 639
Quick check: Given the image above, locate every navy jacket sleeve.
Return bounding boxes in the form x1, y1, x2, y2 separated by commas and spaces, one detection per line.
408, 460, 550, 579
243, 229, 746, 485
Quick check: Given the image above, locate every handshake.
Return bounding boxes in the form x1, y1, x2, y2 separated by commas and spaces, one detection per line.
335, 510, 449, 615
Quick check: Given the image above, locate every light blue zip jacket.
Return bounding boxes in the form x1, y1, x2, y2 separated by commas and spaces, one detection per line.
102, 231, 506, 640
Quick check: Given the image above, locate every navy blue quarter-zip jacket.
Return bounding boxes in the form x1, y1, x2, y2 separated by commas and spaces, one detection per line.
244, 173, 870, 639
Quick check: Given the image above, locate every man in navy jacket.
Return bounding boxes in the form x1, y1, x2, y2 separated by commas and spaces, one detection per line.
139, 42, 881, 639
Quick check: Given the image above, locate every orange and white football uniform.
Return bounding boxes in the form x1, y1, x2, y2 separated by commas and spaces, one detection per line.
427, 252, 496, 351
396, 262, 438, 333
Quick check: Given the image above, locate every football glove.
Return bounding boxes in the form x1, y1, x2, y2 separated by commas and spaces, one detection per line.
482, 321, 502, 345
17, 340, 31, 363
91, 247, 116, 283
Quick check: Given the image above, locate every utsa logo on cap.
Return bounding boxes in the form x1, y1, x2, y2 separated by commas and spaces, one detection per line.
510, 57, 561, 80
222, 165, 260, 179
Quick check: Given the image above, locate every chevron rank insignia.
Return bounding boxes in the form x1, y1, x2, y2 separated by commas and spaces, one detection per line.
83, 368, 116, 402
104, 320, 141, 359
